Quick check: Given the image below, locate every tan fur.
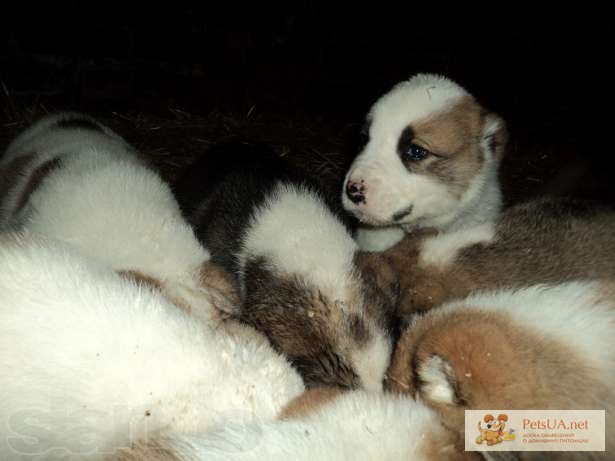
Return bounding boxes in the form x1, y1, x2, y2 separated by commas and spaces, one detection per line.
384, 199, 615, 316
199, 260, 240, 314
386, 299, 614, 461
279, 387, 343, 419
476, 413, 508, 446
409, 97, 506, 197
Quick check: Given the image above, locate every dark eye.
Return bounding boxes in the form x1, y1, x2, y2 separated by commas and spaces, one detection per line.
404, 144, 430, 161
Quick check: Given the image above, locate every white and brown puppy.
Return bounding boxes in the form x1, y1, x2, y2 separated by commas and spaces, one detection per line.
0, 113, 236, 323
343, 73, 507, 251
112, 389, 480, 461
382, 198, 615, 315
386, 281, 615, 460
174, 143, 399, 390
0, 233, 304, 461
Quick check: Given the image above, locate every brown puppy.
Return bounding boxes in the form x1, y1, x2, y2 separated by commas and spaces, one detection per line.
383, 198, 615, 316
386, 280, 615, 460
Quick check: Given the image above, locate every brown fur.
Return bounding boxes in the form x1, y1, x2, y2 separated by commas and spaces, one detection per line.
199, 260, 241, 316
279, 386, 343, 419
384, 198, 615, 316
240, 253, 398, 389
118, 270, 164, 292
386, 306, 613, 448
406, 97, 507, 197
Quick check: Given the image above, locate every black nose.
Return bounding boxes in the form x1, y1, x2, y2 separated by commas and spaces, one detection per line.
487, 424, 491, 429
346, 180, 365, 204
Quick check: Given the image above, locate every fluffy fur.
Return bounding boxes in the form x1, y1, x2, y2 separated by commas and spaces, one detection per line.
343, 73, 507, 251
175, 142, 399, 390
386, 281, 615, 460
0, 233, 304, 460
382, 198, 615, 315
111, 391, 478, 461
0, 113, 236, 323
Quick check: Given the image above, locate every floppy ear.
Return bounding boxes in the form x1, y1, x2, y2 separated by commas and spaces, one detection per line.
416, 355, 459, 405
498, 414, 508, 422
481, 111, 508, 161
484, 414, 495, 423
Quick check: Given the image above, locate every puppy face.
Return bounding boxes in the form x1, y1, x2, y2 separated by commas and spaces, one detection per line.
343, 74, 506, 230
241, 253, 398, 391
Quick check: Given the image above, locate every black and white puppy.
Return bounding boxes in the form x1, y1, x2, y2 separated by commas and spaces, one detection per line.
342, 74, 507, 251
175, 143, 399, 390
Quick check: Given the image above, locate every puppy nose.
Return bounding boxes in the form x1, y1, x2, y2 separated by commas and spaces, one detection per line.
346, 179, 366, 204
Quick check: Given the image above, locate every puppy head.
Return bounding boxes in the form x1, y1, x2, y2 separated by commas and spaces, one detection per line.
343, 73, 507, 230
241, 254, 398, 391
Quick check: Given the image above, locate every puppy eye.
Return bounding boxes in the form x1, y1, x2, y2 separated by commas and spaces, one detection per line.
493, 420, 499, 425
404, 144, 430, 161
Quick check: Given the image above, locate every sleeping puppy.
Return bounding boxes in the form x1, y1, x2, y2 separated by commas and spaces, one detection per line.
342, 73, 507, 251
386, 281, 615, 460
0, 232, 304, 461
111, 389, 480, 461
382, 198, 615, 315
174, 142, 399, 390
0, 113, 237, 324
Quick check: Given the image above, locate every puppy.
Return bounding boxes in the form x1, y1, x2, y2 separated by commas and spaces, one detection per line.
0, 232, 304, 460
174, 142, 399, 390
112, 390, 481, 461
342, 73, 507, 251
476, 414, 508, 446
0, 113, 237, 324
382, 198, 615, 315
386, 281, 615, 460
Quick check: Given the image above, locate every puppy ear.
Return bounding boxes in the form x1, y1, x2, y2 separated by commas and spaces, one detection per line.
498, 414, 508, 422
417, 355, 459, 405
481, 111, 508, 161
484, 414, 495, 423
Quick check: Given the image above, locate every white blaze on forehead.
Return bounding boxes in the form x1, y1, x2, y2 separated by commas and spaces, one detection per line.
242, 183, 358, 300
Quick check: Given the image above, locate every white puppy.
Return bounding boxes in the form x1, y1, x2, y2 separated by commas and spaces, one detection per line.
0, 113, 236, 324
0, 233, 304, 460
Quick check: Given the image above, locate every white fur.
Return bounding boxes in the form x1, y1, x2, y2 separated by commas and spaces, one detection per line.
159, 391, 453, 461
343, 74, 503, 251
429, 282, 615, 382
1, 113, 218, 322
418, 222, 495, 268
355, 225, 407, 252
241, 183, 358, 304
349, 335, 392, 392
0, 234, 304, 460
417, 356, 457, 404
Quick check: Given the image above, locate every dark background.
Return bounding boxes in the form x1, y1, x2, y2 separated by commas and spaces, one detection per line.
1, 3, 613, 204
